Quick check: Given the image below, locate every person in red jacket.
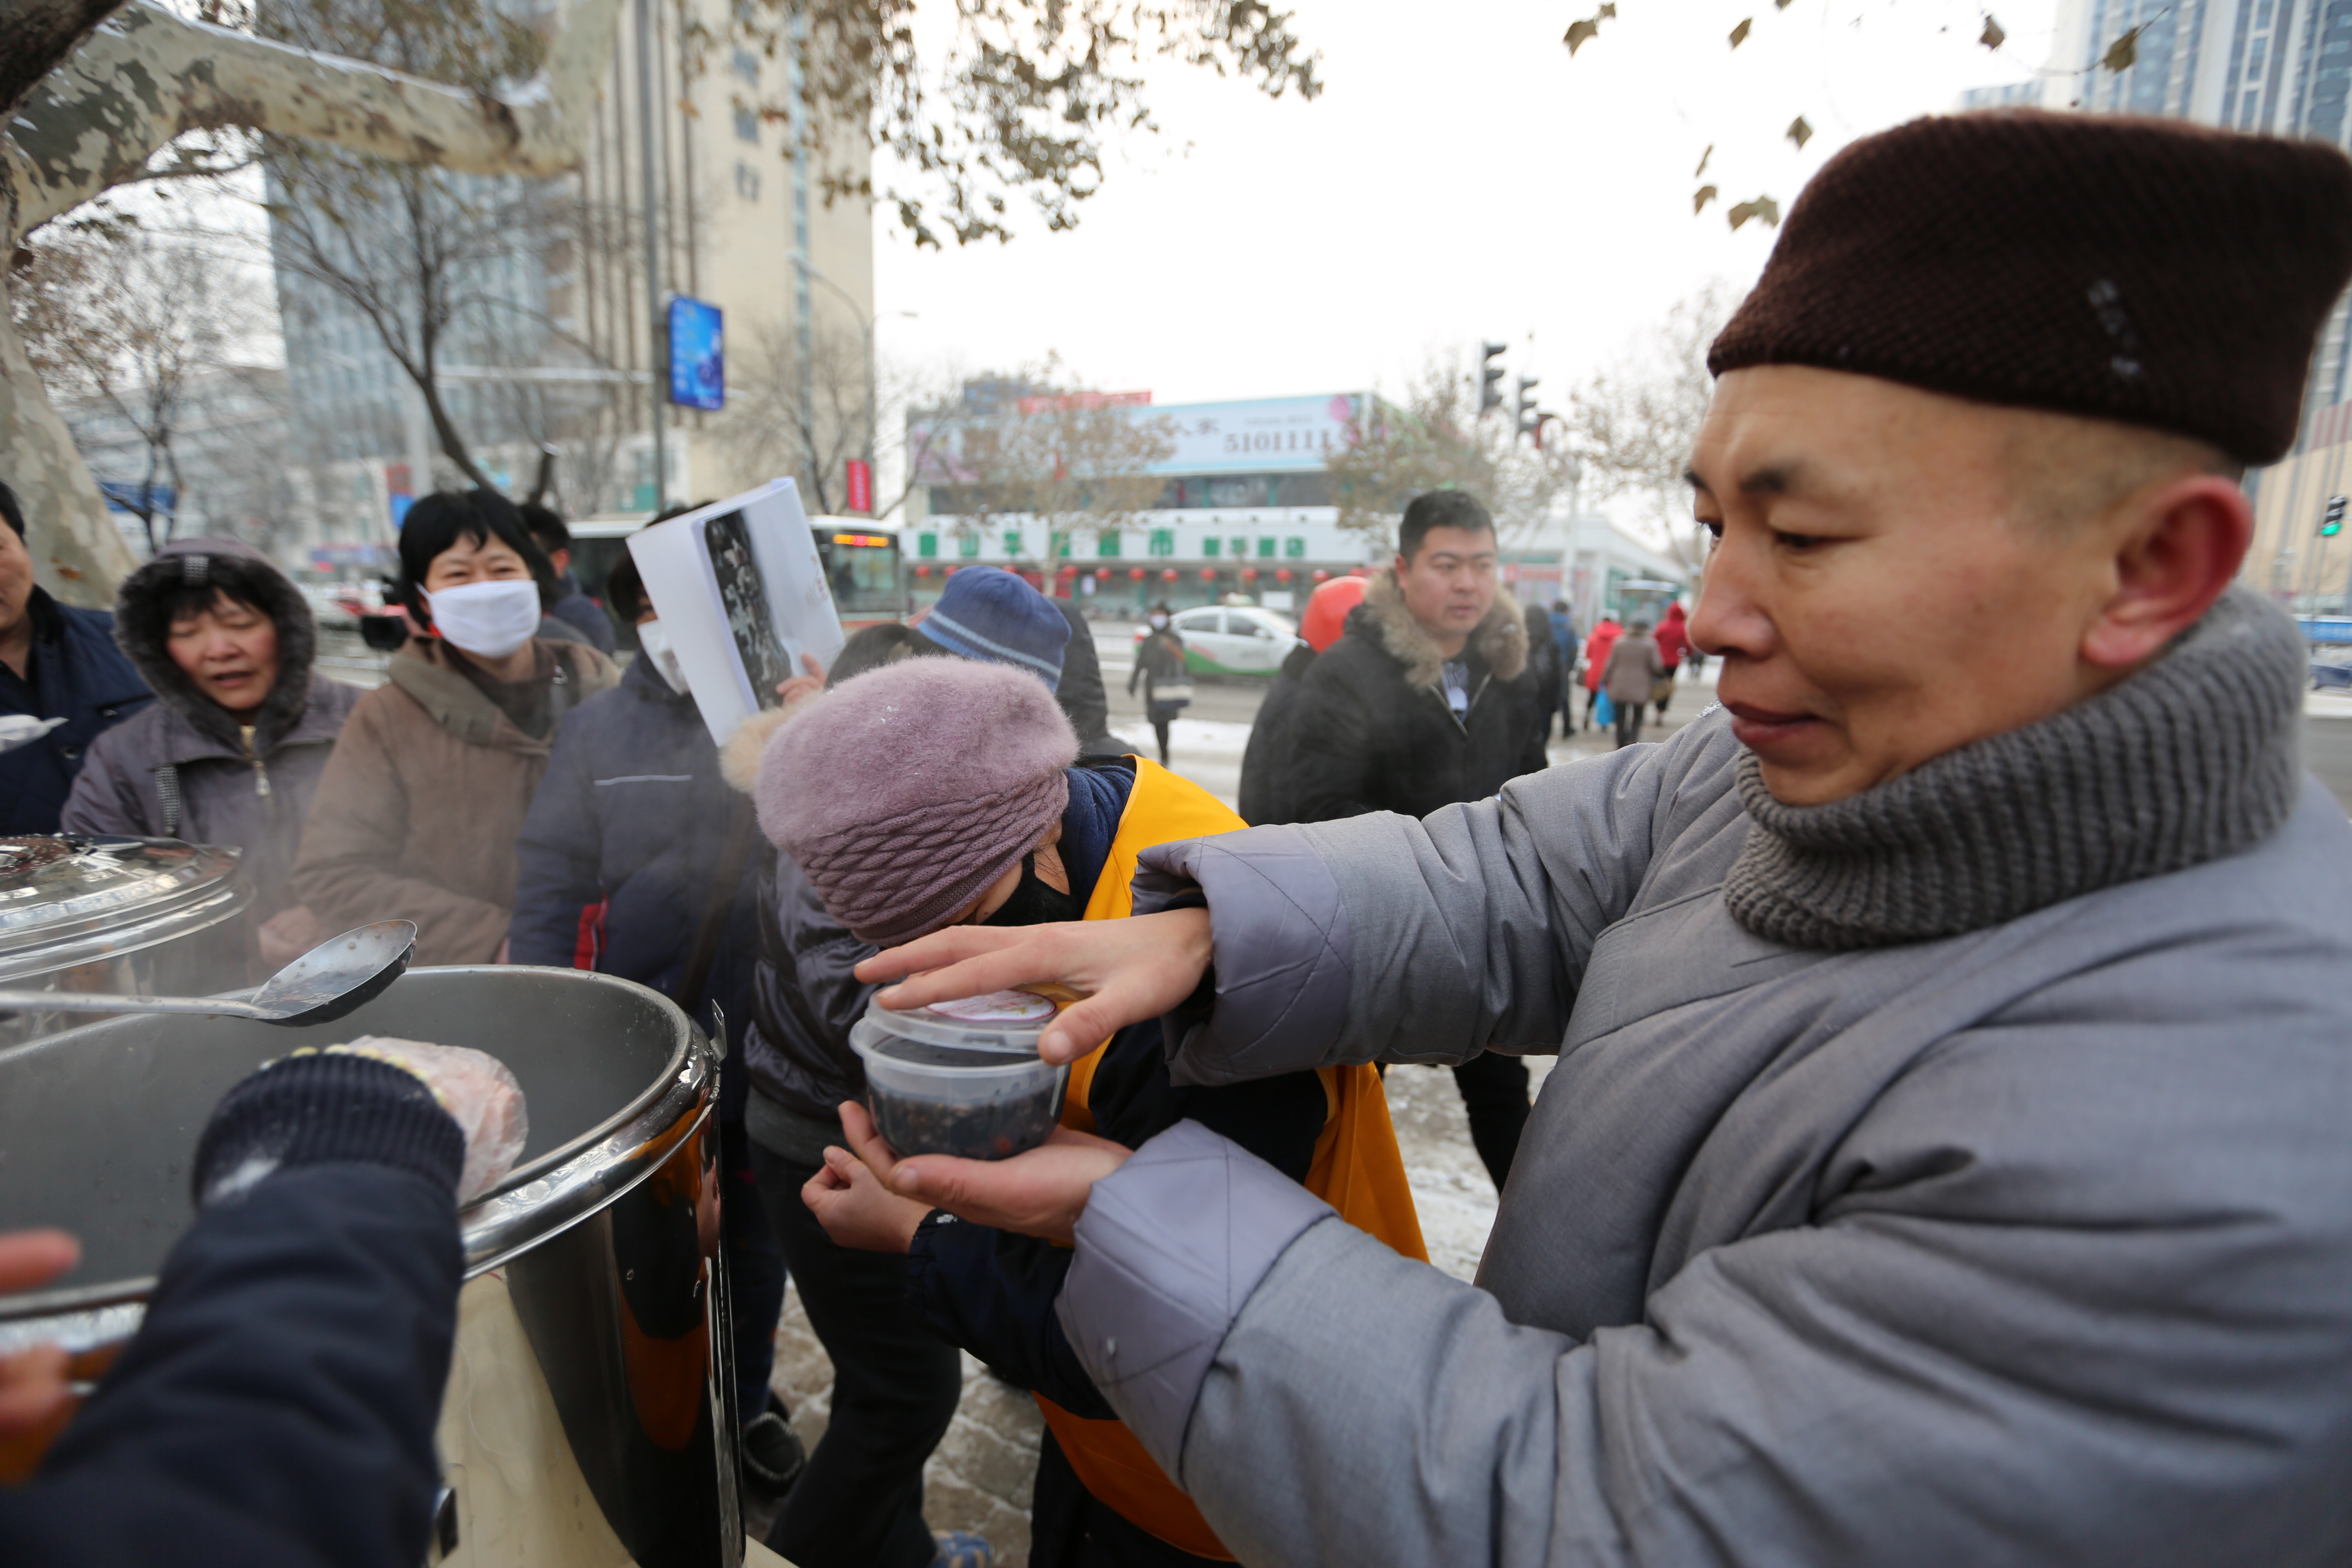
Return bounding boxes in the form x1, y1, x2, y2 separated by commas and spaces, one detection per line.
1578, 614, 1622, 731
1653, 601, 1693, 721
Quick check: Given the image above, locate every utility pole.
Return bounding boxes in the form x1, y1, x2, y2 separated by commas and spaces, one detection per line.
635, 0, 666, 512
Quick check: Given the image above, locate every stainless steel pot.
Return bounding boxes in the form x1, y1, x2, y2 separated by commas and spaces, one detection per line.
0, 965, 742, 1568
0, 835, 251, 1047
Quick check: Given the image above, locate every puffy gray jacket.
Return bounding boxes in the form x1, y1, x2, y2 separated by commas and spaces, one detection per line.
1052, 703, 2352, 1566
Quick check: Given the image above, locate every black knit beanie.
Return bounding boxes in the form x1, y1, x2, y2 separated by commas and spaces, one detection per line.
1710, 110, 2352, 464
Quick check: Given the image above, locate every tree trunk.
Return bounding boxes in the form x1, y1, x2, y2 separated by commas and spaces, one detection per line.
0, 278, 139, 606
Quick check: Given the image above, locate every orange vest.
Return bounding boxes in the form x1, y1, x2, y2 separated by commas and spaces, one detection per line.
1035, 759, 1428, 1561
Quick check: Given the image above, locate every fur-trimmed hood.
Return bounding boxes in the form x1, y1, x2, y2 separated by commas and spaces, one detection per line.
1356, 570, 1530, 692
112, 538, 317, 754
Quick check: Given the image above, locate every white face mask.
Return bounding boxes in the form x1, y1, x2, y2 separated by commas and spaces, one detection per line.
1148, 612, 1168, 629
636, 618, 691, 695
427, 579, 541, 660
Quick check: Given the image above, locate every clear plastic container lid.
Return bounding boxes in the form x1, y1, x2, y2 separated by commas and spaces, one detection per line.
858, 989, 1061, 1056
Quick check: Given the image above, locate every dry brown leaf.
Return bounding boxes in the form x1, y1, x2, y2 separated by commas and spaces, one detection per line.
2103, 25, 2141, 71
1980, 15, 2006, 49
1729, 17, 1753, 48
1728, 196, 1781, 231
1786, 115, 1813, 149
1694, 143, 1714, 178
1565, 16, 1601, 54
1694, 184, 1719, 214
1599, 2, 1617, 15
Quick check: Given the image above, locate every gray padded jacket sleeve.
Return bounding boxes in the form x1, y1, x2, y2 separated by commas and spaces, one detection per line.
1055, 1119, 1332, 1474
1134, 713, 1734, 1083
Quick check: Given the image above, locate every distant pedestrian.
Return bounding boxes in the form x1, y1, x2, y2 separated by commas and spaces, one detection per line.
62, 539, 359, 980
519, 502, 618, 655
1237, 575, 1363, 825
1653, 601, 1692, 720
1604, 619, 1666, 748
1128, 603, 1189, 768
0, 481, 150, 832
293, 490, 618, 964
1579, 613, 1623, 731
1282, 491, 1547, 1190
1548, 599, 1578, 735
1525, 602, 1564, 748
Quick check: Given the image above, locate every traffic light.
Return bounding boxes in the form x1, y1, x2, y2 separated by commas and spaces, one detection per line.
1515, 376, 1541, 441
2324, 495, 2348, 538
1479, 342, 1508, 416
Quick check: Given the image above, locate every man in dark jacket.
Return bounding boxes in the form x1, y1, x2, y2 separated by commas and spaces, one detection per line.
521, 502, 618, 655
1051, 595, 1123, 755
506, 550, 799, 1503
0, 1039, 521, 1568
0, 482, 150, 832
1286, 490, 1549, 1189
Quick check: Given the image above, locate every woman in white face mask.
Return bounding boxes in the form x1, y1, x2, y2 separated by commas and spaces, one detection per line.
290, 489, 621, 964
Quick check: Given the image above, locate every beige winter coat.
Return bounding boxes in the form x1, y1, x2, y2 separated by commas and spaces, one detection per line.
291, 637, 618, 964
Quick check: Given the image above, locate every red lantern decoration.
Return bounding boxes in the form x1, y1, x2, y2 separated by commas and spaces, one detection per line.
1275, 568, 1292, 582
1162, 567, 1179, 581
1240, 567, 1258, 581
1058, 564, 1078, 579
1129, 567, 1146, 580
1198, 568, 1216, 582
1311, 569, 1331, 581
913, 564, 928, 577
1094, 567, 1111, 580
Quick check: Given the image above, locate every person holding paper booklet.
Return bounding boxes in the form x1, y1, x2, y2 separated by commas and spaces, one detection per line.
293, 489, 619, 964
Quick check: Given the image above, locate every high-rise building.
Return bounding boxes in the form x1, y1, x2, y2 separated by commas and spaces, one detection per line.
268, 0, 873, 577
1966, 0, 2352, 604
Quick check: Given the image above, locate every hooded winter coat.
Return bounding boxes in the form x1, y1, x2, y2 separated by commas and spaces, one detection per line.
1578, 618, 1622, 693
1285, 573, 1548, 824
62, 541, 361, 971
291, 636, 618, 964
1653, 603, 1691, 669
0, 589, 149, 833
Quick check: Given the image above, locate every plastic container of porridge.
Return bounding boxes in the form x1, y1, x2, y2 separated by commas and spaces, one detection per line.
849, 989, 1069, 1160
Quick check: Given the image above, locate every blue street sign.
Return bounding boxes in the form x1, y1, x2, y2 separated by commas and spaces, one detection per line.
668, 296, 724, 411
97, 480, 175, 515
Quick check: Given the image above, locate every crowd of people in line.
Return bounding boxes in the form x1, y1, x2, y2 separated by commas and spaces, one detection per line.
2, 105, 2350, 1568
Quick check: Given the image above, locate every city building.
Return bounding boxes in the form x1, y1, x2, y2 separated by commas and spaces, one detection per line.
58, 366, 298, 561
1965, 0, 2352, 607
267, 0, 873, 576
905, 385, 1687, 623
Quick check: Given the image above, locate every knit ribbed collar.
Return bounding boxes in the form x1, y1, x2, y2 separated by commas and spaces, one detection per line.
1722, 587, 2307, 951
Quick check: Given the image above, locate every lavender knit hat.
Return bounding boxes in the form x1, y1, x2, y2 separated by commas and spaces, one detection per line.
757, 657, 1079, 945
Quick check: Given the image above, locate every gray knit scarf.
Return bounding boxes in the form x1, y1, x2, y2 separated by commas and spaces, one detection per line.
1722, 587, 2307, 951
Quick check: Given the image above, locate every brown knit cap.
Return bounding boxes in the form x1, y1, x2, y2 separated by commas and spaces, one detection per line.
1709, 110, 2352, 464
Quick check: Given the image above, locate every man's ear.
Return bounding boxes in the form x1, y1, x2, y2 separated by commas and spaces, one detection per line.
2082, 474, 2251, 670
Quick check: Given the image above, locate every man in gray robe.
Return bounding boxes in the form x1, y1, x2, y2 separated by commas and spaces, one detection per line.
838, 111, 2352, 1567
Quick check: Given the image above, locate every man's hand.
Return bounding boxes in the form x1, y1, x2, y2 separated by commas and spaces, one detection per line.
332, 1038, 529, 1203
775, 651, 827, 707
0, 1230, 78, 1439
853, 907, 1212, 1066
831, 1100, 1131, 1246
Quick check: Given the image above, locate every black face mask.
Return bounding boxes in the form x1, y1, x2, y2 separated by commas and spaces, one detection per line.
984, 851, 1083, 928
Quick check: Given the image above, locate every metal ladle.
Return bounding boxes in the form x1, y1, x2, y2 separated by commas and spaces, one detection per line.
0, 920, 419, 1027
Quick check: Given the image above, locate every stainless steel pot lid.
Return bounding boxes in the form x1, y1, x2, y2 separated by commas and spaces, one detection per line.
0, 836, 247, 984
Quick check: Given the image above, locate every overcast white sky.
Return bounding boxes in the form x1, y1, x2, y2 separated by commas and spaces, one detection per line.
871, 0, 2064, 409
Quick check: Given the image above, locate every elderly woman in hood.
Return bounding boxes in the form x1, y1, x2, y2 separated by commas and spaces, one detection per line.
292, 490, 618, 965
62, 539, 360, 976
